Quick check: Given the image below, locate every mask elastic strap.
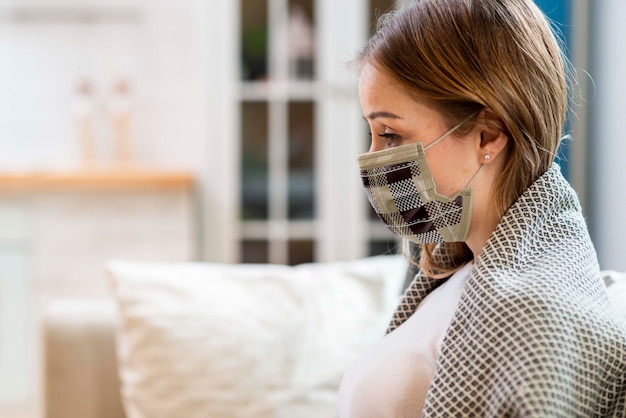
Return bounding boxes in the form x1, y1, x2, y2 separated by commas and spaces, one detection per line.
466, 163, 485, 188
424, 112, 479, 151
446, 162, 484, 199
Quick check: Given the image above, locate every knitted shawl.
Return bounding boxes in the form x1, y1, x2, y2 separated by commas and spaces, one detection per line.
388, 165, 626, 417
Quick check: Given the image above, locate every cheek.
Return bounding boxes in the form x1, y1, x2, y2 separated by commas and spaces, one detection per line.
426, 148, 470, 196
429, 163, 456, 196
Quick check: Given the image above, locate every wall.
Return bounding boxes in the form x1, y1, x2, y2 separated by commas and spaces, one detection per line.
588, 0, 626, 271
0, 0, 208, 173
0, 1, 210, 415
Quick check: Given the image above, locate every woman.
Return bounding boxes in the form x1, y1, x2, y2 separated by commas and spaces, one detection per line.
339, 0, 626, 416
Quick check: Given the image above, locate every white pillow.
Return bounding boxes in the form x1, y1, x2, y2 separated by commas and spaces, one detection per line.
106, 255, 407, 418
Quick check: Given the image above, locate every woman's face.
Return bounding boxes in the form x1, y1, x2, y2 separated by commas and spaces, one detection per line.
358, 63, 479, 197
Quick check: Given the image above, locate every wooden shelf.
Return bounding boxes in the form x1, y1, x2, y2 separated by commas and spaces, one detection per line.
0, 166, 195, 191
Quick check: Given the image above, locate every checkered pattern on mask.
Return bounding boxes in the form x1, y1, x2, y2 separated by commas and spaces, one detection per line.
389, 165, 626, 417
361, 160, 465, 242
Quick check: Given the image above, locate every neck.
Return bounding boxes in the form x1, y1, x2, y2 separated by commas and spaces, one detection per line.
465, 213, 499, 261
465, 167, 502, 261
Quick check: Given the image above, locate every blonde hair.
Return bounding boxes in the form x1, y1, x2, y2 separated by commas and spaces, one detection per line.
357, 0, 569, 276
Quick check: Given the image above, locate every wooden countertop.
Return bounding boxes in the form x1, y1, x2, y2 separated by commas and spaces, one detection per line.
0, 166, 195, 191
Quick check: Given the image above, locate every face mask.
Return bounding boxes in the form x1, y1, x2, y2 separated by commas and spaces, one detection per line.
357, 115, 483, 244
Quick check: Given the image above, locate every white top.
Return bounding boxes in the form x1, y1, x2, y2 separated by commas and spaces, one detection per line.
338, 262, 473, 418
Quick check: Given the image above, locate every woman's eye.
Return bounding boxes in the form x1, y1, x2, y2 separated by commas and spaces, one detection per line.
379, 132, 400, 146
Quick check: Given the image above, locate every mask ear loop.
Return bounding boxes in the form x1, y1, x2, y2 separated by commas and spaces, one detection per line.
424, 112, 479, 151
465, 163, 485, 188
444, 163, 484, 201
423, 111, 484, 192
442, 161, 484, 241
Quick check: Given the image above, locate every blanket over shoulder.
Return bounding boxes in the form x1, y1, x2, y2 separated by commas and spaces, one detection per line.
388, 164, 626, 417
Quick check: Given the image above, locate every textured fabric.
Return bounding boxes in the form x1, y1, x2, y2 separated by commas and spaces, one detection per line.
338, 262, 472, 417
388, 165, 626, 417
603, 270, 626, 319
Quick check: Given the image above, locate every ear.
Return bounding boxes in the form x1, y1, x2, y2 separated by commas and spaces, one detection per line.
475, 109, 509, 164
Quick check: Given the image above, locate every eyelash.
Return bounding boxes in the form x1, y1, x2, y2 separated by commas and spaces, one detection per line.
369, 131, 400, 146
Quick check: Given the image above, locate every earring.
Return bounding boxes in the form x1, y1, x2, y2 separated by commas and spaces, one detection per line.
484, 154, 491, 161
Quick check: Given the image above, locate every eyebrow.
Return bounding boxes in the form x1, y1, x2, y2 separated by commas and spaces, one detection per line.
363, 111, 403, 121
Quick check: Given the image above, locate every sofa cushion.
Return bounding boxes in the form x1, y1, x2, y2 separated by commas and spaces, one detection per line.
106, 255, 407, 418
43, 300, 126, 418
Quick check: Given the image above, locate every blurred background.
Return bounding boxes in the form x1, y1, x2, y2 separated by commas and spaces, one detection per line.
0, 0, 623, 416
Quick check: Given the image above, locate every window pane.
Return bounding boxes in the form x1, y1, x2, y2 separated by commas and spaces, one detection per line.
241, 0, 268, 80
241, 102, 269, 220
242, 240, 269, 263
288, 240, 314, 265
288, 0, 315, 80
288, 101, 314, 219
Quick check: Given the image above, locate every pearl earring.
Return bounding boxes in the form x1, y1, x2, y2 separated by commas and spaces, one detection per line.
484, 154, 491, 160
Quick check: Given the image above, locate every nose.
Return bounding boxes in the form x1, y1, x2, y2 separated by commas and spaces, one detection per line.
368, 138, 384, 153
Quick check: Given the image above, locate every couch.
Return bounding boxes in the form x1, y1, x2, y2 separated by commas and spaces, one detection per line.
42, 256, 410, 418
42, 257, 626, 418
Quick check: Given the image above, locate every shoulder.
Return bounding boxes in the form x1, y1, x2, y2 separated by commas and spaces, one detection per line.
434, 271, 626, 415
465, 267, 618, 342
460, 265, 626, 366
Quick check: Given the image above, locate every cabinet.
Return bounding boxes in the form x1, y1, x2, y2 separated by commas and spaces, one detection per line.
0, 168, 195, 411
208, 0, 401, 265
0, 204, 31, 406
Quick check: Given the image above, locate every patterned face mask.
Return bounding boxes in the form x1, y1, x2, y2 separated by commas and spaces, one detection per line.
357, 116, 482, 244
